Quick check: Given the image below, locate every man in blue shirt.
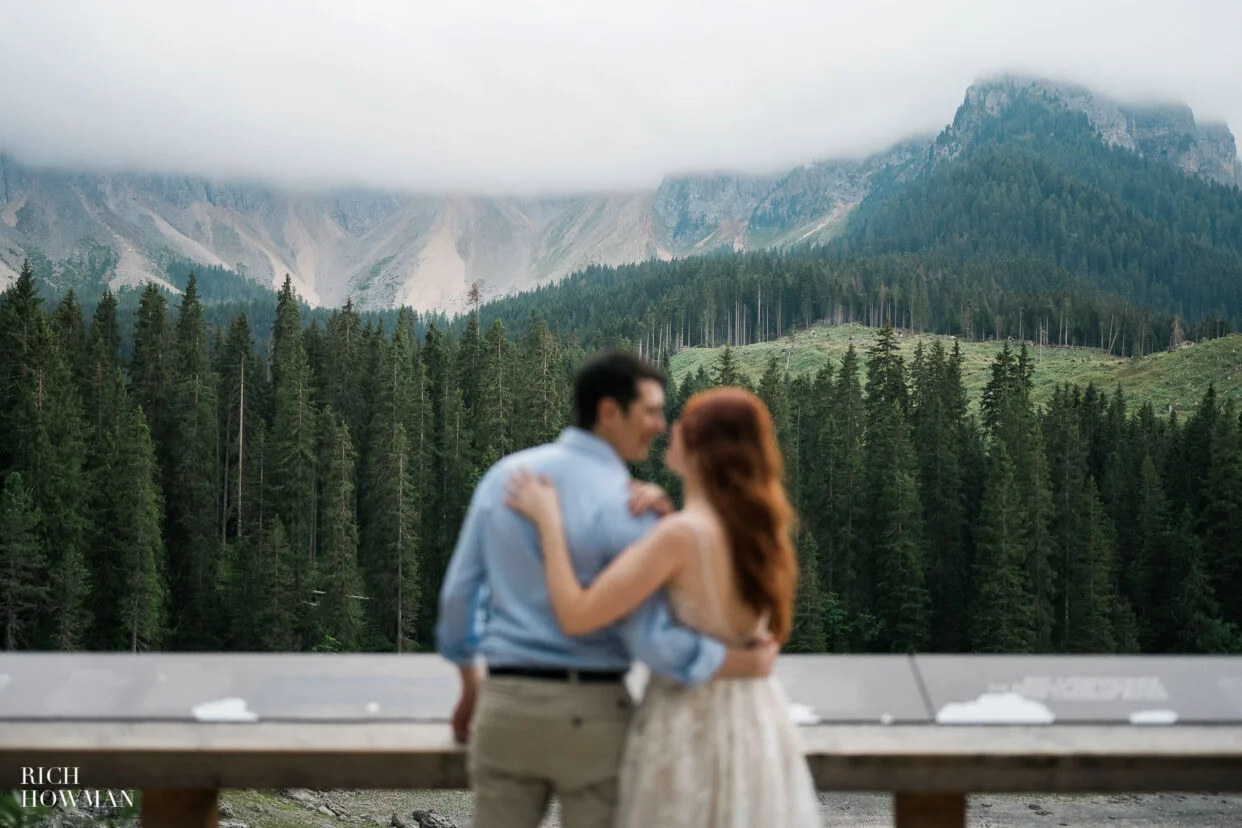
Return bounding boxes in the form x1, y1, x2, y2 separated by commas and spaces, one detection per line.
436, 350, 777, 828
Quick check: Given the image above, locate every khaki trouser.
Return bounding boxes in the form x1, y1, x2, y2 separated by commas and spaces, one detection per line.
468, 676, 634, 828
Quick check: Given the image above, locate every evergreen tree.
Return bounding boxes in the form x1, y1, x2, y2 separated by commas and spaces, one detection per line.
0, 261, 91, 649
712, 344, 744, 386
0, 473, 45, 650
362, 319, 424, 651
477, 318, 514, 466
1201, 401, 1242, 627
1064, 478, 1117, 653
85, 367, 136, 649
0, 261, 42, 474
113, 405, 167, 651
230, 429, 296, 651
1169, 508, 1238, 653
216, 314, 262, 547
253, 515, 297, 650
270, 285, 319, 647
826, 345, 867, 638
81, 295, 131, 649
1132, 453, 1174, 650
865, 325, 909, 415
83, 291, 123, 438
456, 312, 484, 440
863, 329, 929, 653
129, 282, 173, 471
325, 299, 369, 444
864, 416, 930, 654
970, 442, 1036, 652
315, 413, 364, 651
982, 343, 1054, 648
788, 366, 829, 538
1098, 390, 1135, 590
820, 590, 853, 653
1176, 384, 1219, 520
787, 532, 827, 653
1044, 384, 1093, 650
519, 312, 567, 448
166, 275, 221, 649
912, 339, 972, 651
369, 423, 421, 651
757, 355, 792, 459
270, 275, 304, 394
51, 290, 89, 392
416, 324, 451, 643
1021, 420, 1057, 651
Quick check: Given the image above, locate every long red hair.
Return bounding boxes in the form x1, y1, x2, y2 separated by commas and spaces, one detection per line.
678, 387, 797, 643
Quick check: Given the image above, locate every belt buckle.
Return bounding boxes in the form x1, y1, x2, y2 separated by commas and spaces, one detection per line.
567, 669, 581, 684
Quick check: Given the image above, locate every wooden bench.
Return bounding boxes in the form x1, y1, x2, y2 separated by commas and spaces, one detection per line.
2, 653, 1241, 827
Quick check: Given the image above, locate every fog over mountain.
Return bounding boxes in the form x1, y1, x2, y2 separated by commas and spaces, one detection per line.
1, 2, 1240, 311
3, 74, 1240, 312
1, 1, 1239, 194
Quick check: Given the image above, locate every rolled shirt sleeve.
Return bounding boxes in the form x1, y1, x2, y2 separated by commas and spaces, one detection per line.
608, 504, 725, 686
617, 591, 726, 686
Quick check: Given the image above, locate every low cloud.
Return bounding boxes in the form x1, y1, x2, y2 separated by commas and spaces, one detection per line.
0, 0, 1238, 194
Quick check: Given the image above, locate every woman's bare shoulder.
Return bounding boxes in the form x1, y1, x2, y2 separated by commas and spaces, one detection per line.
654, 507, 726, 554
640, 510, 703, 561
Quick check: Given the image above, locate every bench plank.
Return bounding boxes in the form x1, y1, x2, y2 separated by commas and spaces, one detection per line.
3, 723, 1241, 792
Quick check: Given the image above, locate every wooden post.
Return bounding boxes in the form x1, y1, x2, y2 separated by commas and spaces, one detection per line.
893, 792, 966, 828
141, 788, 219, 828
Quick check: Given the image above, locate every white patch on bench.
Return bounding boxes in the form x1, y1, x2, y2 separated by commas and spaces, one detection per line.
788, 703, 820, 725
0, 674, 10, 694
935, 692, 1055, 725
192, 697, 259, 722
1129, 709, 1178, 725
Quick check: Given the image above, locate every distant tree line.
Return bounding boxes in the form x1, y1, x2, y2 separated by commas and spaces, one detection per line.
2, 261, 1239, 655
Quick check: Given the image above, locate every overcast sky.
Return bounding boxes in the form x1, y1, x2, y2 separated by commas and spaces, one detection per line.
0, 0, 1239, 195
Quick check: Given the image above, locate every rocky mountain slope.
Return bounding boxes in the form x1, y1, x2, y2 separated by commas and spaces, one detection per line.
939, 75, 1242, 188
1, 76, 1237, 312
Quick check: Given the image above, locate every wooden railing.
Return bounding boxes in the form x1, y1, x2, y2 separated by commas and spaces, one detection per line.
2, 653, 1241, 827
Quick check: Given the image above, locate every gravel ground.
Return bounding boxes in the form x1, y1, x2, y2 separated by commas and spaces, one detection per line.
220, 788, 1242, 828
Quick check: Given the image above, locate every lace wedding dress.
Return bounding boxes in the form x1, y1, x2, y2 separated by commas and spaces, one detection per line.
615, 522, 820, 827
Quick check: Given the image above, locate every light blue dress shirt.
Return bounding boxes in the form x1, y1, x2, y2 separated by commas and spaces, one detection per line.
435, 427, 725, 686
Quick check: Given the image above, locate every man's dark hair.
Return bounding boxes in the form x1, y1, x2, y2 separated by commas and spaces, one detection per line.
572, 349, 667, 430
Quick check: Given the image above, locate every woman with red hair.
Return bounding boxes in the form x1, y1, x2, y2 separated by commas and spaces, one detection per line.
506, 386, 818, 827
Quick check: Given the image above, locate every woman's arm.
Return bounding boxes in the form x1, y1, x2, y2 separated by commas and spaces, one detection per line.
505, 469, 689, 636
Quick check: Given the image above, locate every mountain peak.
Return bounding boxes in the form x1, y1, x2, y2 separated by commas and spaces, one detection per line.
958, 75, 1242, 188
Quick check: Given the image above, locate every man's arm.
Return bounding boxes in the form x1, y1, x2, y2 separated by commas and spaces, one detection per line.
617, 591, 777, 685
452, 663, 482, 743
435, 477, 495, 743
616, 589, 723, 686
435, 479, 491, 668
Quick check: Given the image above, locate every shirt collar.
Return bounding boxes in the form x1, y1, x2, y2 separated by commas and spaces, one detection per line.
557, 427, 630, 474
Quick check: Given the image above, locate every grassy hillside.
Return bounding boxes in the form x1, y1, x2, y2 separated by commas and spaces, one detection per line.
669, 323, 1242, 415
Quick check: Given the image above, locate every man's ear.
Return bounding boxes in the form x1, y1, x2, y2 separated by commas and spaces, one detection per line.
597, 397, 622, 427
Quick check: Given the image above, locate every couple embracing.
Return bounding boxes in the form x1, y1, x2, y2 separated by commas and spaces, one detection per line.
436, 350, 819, 828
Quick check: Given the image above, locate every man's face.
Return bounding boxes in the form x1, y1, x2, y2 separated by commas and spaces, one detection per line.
604, 378, 667, 463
